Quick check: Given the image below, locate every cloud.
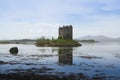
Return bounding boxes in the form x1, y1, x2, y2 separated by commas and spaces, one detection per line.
0, 22, 59, 39
0, 0, 120, 39
74, 15, 120, 38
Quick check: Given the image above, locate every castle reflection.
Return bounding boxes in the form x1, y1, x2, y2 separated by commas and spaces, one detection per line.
58, 47, 73, 65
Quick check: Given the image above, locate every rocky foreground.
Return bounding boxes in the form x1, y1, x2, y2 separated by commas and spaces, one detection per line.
0, 73, 109, 80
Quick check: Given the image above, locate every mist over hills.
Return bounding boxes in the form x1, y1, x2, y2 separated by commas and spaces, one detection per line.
77, 35, 120, 42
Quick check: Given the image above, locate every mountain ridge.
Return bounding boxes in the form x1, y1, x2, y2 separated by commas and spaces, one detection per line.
77, 35, 120, 42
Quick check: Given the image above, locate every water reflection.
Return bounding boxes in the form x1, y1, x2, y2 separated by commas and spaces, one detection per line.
0, 43, 120, 79
38, 47, 73, 65
10, 51, 18, 56
58, 47, 73, 65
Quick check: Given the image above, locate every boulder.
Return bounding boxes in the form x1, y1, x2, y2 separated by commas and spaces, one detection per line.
9, 47, 18, 55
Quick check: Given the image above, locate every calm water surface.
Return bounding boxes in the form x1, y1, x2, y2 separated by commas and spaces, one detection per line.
0, 42, 120, 79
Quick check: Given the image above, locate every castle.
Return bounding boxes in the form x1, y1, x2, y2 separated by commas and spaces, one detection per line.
58, 25, 73, 40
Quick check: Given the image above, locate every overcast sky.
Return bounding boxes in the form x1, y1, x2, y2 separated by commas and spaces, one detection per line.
0, 0, 120, 40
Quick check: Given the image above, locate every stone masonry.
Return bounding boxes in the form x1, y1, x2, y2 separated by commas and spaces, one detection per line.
58, 25, 73, 40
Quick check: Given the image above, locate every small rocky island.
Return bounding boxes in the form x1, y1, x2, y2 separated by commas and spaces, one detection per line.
36, 25, 81, 47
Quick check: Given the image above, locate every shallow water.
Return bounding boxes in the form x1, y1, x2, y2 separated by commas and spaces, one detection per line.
0, 42, 120, 79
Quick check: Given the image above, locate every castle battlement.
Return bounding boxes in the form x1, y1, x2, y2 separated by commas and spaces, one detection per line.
58, 25, 73, 40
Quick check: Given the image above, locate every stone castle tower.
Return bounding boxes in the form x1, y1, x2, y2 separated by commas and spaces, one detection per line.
58, 25, 73, 40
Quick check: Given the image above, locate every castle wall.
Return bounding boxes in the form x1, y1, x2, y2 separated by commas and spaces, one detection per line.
58, 25, 73, 39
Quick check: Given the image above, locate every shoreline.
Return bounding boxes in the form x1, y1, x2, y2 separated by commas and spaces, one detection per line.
36, 39, 82, 47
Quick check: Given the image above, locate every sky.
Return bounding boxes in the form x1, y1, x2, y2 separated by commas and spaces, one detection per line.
0, 0, 120, 40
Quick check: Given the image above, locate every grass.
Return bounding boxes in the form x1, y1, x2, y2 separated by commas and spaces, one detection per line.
52, 39, 78, 44
36, 38, 81, 47
36, 38, 50, 46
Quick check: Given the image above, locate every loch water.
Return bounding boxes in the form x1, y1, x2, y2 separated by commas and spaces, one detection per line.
0, 42, 120, 79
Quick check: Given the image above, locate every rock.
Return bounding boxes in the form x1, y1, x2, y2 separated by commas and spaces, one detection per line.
0, 61, 8, 64
9, 47, 18, 55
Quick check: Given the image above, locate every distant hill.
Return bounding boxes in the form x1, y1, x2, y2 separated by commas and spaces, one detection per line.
0, 39, 36, 44
117, 38, 120, 40
77, 35, 120, 42
10, 39, 36, 44
78, 39, 98, 43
